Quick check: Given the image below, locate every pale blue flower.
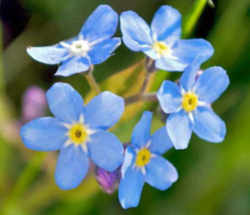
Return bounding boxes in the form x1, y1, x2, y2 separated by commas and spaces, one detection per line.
120, 6, 214, 72
27, 5, 120, 77
119, 111, 178, 209
157, 59, 230, 149
20, 82, 124, 190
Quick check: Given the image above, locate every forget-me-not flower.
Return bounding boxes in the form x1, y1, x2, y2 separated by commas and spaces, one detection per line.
20, 82, 124, 190
27, 5, 121, 77
118, 111, 178, 209
157, 58, 230, 149
120, 6, 214, 72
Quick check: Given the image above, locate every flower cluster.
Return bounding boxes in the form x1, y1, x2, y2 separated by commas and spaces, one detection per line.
21, 4, 229, 209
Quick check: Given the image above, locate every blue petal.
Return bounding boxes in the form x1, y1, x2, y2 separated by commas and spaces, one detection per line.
27, 45, 68, 65
120, 11, 152, 51
88, 38, 121, 65
167, 110, 193, 149
80, 5, 118, 42
155, 57, 187, 72
55, 57, 90, 77
20, 117, 67, 151
193, 106, 226, 143
88, 131, 124, 172
46, 82, 84, 123
145, 155, 178, 190
84, 91, 124, 130
172, 39, 214, 66
150, 127, 173, 155
180, 54, 207, 91
194, 66, 230, 103
157, 80, 182, 114
131, 111, 152, 148
151, 6, 181, 43
55, 144, 89, 190
118, 166, 144, 209
121, 146, 136, 178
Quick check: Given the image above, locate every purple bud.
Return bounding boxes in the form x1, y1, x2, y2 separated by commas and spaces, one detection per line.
21, 86, 47, 123
95, 167, 121, 194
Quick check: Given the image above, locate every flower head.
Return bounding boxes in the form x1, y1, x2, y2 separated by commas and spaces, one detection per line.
157, 57, 230, 149
118, 111, 178, 209
120, 6, 214, 72
27, 5, 121, 77
20, 82, 125, 190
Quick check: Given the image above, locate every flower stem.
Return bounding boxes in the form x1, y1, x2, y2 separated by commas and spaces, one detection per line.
183, 0, 208, 37
85, 66, 101, 94
125, 58, 156, 105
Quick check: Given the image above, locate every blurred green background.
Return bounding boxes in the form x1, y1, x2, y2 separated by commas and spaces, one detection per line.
1, 0, 250, 214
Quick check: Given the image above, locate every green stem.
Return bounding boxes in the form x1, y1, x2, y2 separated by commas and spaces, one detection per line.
183, 0, 208, 37
85, 66, 101, 94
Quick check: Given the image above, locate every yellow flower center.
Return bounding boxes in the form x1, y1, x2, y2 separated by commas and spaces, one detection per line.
135, 148, 151, 167
182, 92, 198, 112
68, 123, 88, 145
153, 41, 170, 56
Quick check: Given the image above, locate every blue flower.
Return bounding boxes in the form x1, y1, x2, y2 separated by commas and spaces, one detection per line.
20, 82, 125, 190
118, 111, 178, 209
27, 5, 121, 77
120, 6, 214, 72
157, 58, 230, 149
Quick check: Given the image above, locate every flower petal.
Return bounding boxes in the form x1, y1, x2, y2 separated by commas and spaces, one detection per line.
55, 145, 89, 190
131, 111, 152, 148
121, 146, 136, 178
150, 127, 173, 154
88, 37, 121, 65
84, 91, 124, 130
88, 131, 124, 172
172, 39, 214, 66
180, 54, 207, 91
155, 57, 187, 72
80, 5, 118, 42
20, 117, 67, 151
118, 166, 144, 209
46, 82, 84, 123
27, 45, 68, 65
151, 6, 181, 43
193, 106, 226, 143
157, 80, 182, 114
167, 110, 192, 149
120, 11, 152, 51
55, 57, 90, 77
194, 66, 229, 103
145, 155, 178, 190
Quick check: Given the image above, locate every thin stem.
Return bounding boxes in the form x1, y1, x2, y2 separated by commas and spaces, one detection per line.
85, 66, 101, 94
125, 58, 156, 105
183, 0, 208, 37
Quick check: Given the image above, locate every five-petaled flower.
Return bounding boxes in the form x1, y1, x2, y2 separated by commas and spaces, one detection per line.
27, 5, 121, 77
118, 111, 178, 209
120, 6, 214, 72
157, 58, 230, 149
20, 82, 125, 190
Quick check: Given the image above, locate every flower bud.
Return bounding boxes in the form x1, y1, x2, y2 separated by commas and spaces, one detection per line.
21, 86, 47, 122
95, 167, 120, 194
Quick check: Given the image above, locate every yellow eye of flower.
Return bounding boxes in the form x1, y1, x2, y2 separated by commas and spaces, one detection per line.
135, 148, 151, 167
153, 42, 170, 56
68, 123, 88, 145
182, 92, 198, 112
